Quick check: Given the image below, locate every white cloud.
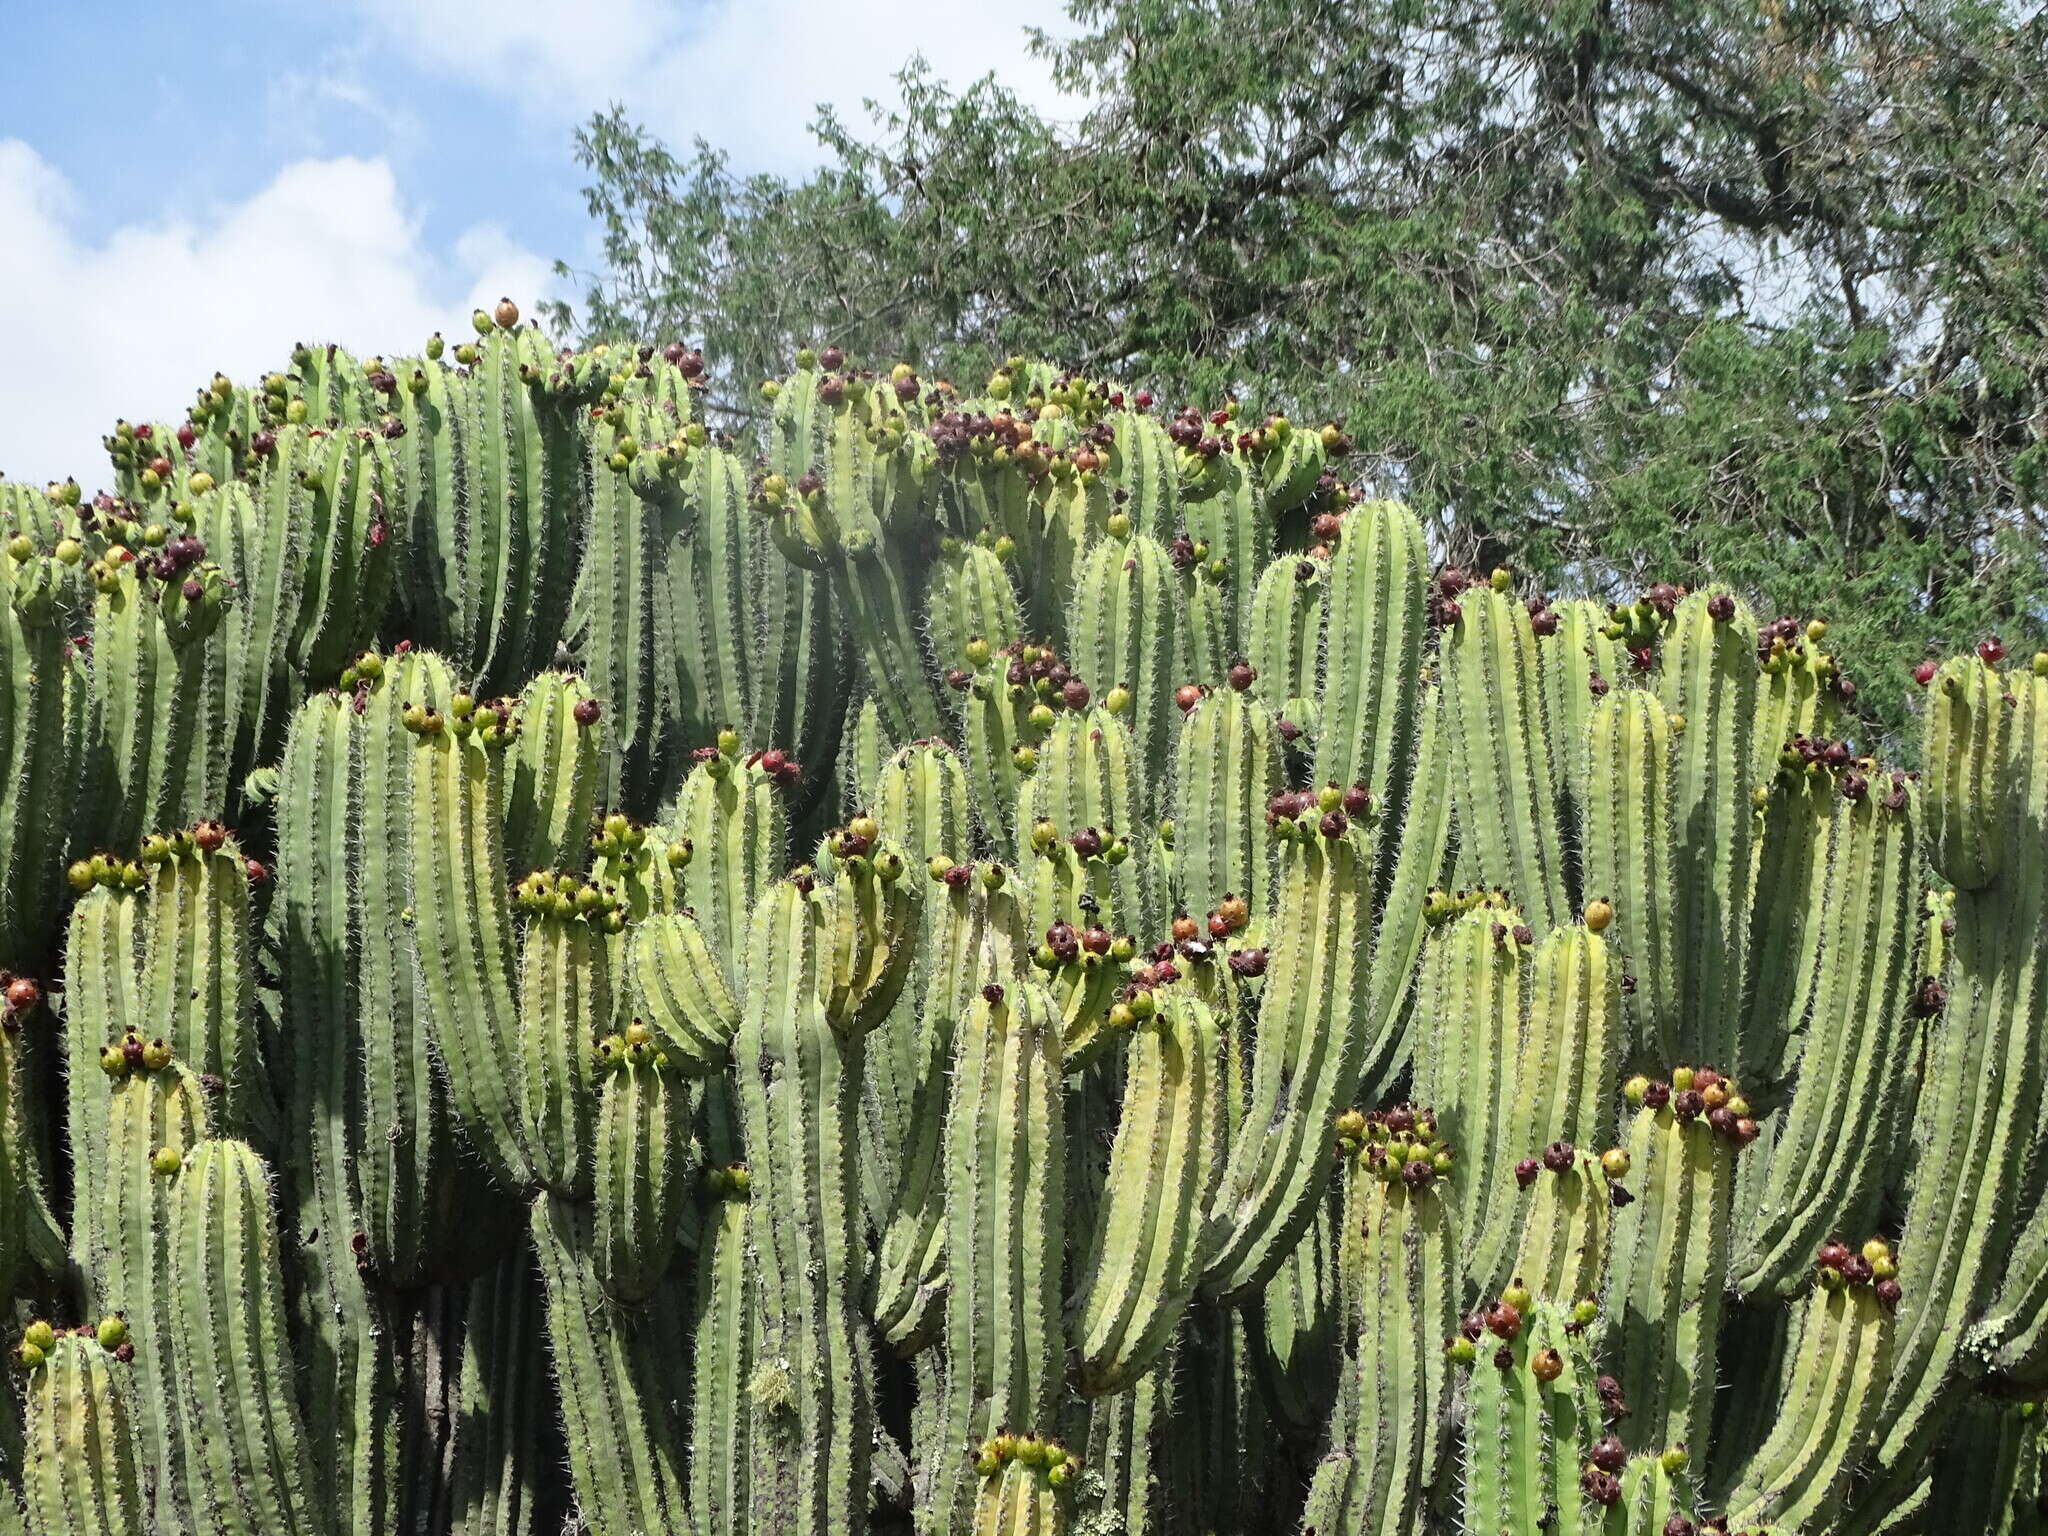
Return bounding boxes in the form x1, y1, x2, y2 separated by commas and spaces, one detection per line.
350, 0, 1082, 174
0, 141, 553, 490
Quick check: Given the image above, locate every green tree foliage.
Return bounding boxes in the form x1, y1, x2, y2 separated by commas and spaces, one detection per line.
548, 0, 2048, 755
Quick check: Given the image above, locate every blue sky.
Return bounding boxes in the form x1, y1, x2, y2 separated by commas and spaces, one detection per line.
0, 0, 1076, 487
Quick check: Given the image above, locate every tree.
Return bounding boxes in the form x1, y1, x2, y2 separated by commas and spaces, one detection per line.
547, 0, 2048, 756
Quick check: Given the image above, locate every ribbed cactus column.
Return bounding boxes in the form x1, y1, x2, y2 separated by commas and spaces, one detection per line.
1247, 554, 1325, 732
1719, 1243, 1898, 1530
671, 740, 790, 959
512, 875, 619, 1199
166, 1139, 328, 1536
1874, 657, 2048, 1480
531, 1193, 690, 1536
62, 878, 144, 1302
1534, 596, 1624, 846
690, 1168, 755, 1536
94, 1046, 209, 1536
0, 538, 86, 972
1439, 582, 1569, 935
1069, 532, 1185, 800
591, 1035, 683, 1303
1172, 686, 1284, 935
1302, 1124, 1457, 1536
1601, 1068, 1746, 1458
448, 1250, 552, 1536
924, 980, 1066, 1536
21, 1324, 144, 1536
1579, 689, 1681, 1067
1457, 1294, 1605, 1536
1653, 590, 1759, 1077
351, 651, 458, 1284
873, 868, 1025, 1353
1201, 807, 1374, 1301
739, 854, 916, 1536
398, 650, 533, 1189
276, 693, 404, 1536
503, 671, 600, 874
929, 540, 1023, 688
1070, 991, 1226, 1395
1733, 773, 1919, 1296
1509, 1145, 1617, 1304
138, 825, 273, 1142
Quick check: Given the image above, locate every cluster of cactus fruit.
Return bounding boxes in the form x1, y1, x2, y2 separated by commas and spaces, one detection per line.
0, 303, 2045, 1535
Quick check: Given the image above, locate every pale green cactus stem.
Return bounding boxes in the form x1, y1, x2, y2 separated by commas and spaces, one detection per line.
873, 869, 1026, 1354
1921, 652, 2006, 890
664, 443, 753, 769
387, 350, 474, 658
591, 1041, 683, 1303
1107, 408, 1179, 541
96, 1050, 208, 1536
1610, 1448, 1698, 1536
1171, 687, 1283, 935
1077, 1353, 1179, 1536
579, 403, 687, 808
62, 881, 145, 1302
690, 1170, 755, 1536
166, 1139, 328, 1536
138, 827, 273, 1144
513, 881, 617, 1199
1312, 501, 1428, 832
925, 981, 1066, 1536
503, 671, 600, 874
351, 652, 457, 1285
1247, 553, 1324, 735
1069, 532, 1186, 802
1413, 902, 1546, 1297
1653, 590, 1760, 1077
1744, 764, 1833, 1082
1602, 1068, 1742, 1458
1457, 1295, 1605, 1536
1751, 623, 1840, 783
1873, 664, 2048, 1479
1201, 812, 1374, 1301
1510, 1147, 1616, 1304
840, 696, 891, 813
448, 1250, 550, 1536
467, 318, 598, 693
1302, 1133, 1457, 1536
1021, 416, 1108, 647
969, 1451, 1071, 1536
669, 741, 789, 961
738, 856, 916, 1535
398, 649, 533, 1189
1733, 774, 1920, 1296
1534, 597, 1625, 844
1439, 584, 1570, 935
928, 541, 1023, 692
1, 539, 87, 968
276, 693, 405, 1535
283, 425, 396, 688
1179, 553, 1231, 686
959, 647, 1037, 860
862, 739, 975, 1231
191, 478, 292, 788
1070, 991, 1227, 1396
22, 1326, 144, 1536
628, 910, 740, 1073
1180, 444, 1269, 659
530, 1193, 690, 1536
84, 556, 233, 851
1580, 689, 1681, 1068
1719, 1245, 1898, 1530
760, 369, 945, 741
1019, 706, 1157, 939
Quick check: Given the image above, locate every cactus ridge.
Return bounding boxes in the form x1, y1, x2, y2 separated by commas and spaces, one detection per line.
4, 328, 2048, 1536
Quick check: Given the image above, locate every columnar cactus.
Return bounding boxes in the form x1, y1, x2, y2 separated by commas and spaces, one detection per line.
2, 319, 2044, 1536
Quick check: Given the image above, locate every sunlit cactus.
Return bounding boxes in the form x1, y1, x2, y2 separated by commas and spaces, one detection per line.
0, 315, 2040, 1536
